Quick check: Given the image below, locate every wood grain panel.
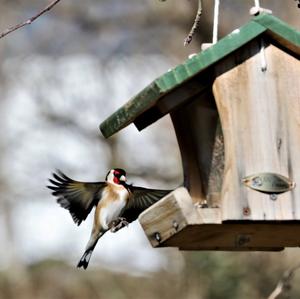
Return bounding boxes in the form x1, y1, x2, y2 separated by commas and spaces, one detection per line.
213, 40, 300, 220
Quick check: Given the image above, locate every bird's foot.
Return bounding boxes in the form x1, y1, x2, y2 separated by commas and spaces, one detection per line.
110, 217, 129, 233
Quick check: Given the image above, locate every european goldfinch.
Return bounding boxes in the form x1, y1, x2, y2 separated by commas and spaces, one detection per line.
47, 168, 171, 269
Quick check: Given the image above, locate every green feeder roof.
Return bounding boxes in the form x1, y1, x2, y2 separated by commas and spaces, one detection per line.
100, 13, 300, 138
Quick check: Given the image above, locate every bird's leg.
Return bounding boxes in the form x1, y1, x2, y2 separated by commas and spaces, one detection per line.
118, 217, 129, 226
109, 220, 119, 231
109, 217, 129, 233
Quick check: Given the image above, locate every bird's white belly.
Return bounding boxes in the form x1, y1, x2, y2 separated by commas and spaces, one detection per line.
99, 190, 128, 230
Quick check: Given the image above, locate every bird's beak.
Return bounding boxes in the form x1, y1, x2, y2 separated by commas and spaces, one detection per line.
119, 175, 130, 192
120, 175, 126, 182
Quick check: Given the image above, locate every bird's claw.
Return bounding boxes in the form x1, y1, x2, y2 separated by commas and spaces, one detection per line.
110, 217, 129, 233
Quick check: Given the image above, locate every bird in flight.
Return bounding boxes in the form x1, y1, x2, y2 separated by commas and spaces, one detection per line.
47, 168, 171, 269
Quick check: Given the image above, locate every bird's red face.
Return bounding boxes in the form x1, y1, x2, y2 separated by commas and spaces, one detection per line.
106, 168, 127, 185
113, 169, 127, 184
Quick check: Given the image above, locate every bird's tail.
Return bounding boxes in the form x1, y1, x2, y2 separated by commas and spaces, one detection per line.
77, 230, 105, 270
77, 249, 94, 270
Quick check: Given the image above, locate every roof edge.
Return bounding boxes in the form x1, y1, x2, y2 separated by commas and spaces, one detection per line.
100, 14, 300, 138
254, 13, 300, 55
100, 81, 162, 138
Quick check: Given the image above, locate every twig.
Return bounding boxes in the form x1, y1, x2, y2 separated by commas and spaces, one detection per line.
267, 264, 300, 299
0, 0, 62, 40
184, 0, 202, 46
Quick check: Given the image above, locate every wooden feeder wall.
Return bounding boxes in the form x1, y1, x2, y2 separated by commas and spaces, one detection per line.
172, 39, 300, 221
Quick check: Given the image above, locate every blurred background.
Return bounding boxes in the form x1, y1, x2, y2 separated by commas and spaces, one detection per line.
0, 0, 299, 298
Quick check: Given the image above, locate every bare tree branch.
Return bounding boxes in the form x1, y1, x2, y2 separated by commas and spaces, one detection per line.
267, 264, 300, 299
184, 0, 202, 46
0, 0, 62, 40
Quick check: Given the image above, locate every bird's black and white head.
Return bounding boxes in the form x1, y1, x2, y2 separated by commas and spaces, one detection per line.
106, 168, 127, 186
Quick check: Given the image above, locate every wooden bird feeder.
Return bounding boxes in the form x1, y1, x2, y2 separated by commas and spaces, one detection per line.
100, 14, 300, 251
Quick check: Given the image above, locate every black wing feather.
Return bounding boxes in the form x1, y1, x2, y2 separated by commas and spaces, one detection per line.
47, 170, 106, 226
120, 186, 171, 222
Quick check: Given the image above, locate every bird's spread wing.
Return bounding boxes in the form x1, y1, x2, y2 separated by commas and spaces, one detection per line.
120, 186, 171, 222
47, 170, 106, 226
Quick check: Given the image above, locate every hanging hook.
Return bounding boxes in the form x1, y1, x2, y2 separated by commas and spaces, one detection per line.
249, 0, 272, 16
212, 0, 220, 44
254, 0, 260, 8
201, 0, 220, 50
